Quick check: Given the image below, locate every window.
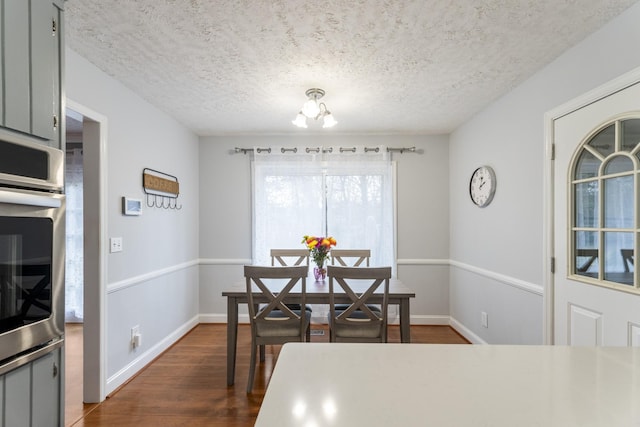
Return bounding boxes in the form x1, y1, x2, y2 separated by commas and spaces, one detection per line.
252, 146, 395, 271
571, 117, 640, 292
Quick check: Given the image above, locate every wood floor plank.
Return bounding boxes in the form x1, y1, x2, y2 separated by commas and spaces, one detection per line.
65, 323, 99, 426
68, 323, 468, 426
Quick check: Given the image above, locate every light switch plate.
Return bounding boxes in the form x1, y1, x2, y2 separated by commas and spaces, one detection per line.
110, 237, 123, 253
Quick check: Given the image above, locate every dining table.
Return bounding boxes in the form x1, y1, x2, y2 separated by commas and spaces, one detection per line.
222, 276, 415, 386
255, 342, 640, 426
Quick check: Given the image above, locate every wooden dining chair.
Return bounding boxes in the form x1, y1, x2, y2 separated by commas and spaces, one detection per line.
269, 248, 313, 315
331, 250, 372, 311
327, 265, 391, 343
331, 249, 371, 267
244, 265, 310, 393
270, 249, 310, 266
621, 249, 634, 273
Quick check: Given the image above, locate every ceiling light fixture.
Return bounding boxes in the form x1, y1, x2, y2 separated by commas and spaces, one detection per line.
292, 88, 338, 129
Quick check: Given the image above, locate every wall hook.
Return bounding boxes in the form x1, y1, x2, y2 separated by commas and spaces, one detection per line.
143, 168, 182, 211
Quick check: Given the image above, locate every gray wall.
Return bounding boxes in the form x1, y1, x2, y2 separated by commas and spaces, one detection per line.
448, 1, 640, 344
66, 49, 201, 394
198, 135, 451, 324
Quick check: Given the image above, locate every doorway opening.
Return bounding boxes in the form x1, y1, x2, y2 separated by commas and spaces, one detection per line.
65, 109, 84, 323
63, 101, 107, 425
64, 108, 87, 425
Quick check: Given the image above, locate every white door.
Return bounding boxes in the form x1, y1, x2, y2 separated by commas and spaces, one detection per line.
553, 81, 640, 346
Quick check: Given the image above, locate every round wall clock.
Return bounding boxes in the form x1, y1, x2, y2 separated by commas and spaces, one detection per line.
469, 166, 496, 207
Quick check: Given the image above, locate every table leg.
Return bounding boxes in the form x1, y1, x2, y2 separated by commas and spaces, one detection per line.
227, 296, 239, 386
399, 299, 411, 343
255, 304, 265, 362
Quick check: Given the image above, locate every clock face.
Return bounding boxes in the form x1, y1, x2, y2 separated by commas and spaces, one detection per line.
469, 166, 496, 207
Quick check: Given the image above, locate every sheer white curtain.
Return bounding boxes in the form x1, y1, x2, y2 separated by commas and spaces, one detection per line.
252, 145, 395, 271
65, 149, 84, 322
603, 173, 633, 276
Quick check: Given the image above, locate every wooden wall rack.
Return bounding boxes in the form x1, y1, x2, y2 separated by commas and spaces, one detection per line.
142, 168, 182, 210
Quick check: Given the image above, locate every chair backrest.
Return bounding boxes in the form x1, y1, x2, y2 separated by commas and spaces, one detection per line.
270, 249, 310, 266
330, 249, 371, 267
621, 249, 634, 273
576, 248, 598, 272
327, 265, 391, 343
244, 265, 308, 338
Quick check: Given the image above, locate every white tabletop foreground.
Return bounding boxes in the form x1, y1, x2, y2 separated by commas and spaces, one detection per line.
255, 343, 640, 427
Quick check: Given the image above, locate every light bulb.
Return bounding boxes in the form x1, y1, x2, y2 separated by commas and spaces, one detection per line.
292, 112, 308, 128
302, 98, 320, 118
322, 113, 337, 128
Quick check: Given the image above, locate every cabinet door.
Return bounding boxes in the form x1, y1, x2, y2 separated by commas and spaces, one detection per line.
31, 350, 61, 427
2, 0, 31, 134
3, 363, 31, 427
1, 0, 62, 146
52, 2, 63, 149
31, 0, 57, 141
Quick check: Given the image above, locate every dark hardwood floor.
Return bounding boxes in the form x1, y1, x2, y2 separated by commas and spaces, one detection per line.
67, 323, 469, 426
65, 323, 95, 426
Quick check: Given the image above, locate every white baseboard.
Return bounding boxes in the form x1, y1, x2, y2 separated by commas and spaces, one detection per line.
450, 316, 487, 345
106, 315, 200, 395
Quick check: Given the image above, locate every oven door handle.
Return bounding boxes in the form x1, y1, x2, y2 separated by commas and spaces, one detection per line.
0, 190, 62, 208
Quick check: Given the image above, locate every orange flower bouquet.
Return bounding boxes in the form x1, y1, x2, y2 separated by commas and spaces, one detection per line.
302, 235, 337, 281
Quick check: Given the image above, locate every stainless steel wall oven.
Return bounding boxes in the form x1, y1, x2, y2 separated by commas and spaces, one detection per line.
0, 131, 65, 371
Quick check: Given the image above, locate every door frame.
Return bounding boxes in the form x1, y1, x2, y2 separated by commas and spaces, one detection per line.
66, 99, 108, 402
543, 65, 640, 344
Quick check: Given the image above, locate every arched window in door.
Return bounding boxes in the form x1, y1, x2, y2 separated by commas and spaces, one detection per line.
571, 117, 640, 293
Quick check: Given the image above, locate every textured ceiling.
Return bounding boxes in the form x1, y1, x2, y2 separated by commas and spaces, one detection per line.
64, 0, 638, 136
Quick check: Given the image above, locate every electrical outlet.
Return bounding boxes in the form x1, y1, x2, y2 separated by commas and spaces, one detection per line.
110, 237, 123, 253
131, 325, 140, 347
481, 312, 489, 328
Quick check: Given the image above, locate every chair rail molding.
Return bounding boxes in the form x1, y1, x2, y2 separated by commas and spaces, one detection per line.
397, 258, 449, 265
107, 259, 199, 294
199, 258, 253, 265
397, 258, 542, 295
449, 259, 543, 296
198, 257, 541, 296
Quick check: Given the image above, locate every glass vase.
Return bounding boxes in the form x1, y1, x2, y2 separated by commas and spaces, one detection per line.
313, 265, 326, 282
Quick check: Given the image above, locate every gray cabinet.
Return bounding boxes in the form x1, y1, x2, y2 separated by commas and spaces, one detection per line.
2, 0, 30, 135
0, 0, 64, 148
3, 363, 31, 427
0, 346, 63, 427
31, 350, 62, 427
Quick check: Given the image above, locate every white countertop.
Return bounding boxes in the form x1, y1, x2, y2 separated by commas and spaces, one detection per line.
255, 343, 640, 427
